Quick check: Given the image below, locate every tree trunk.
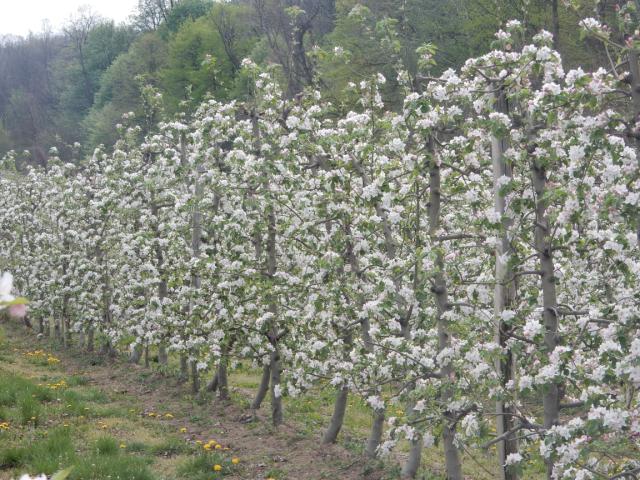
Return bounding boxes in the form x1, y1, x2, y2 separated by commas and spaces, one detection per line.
60, 312, 67, 348
366, 408, 385, 458
270, 350, 283, 427
179, 355, 189, 383
158, 344, 168, 366
130, 344, 143, 364
322, 385, 348, 444
189, 157, 204, 391
627, 49, 640, 243
217, 359, 229, 400
87, 327, 94, 352
492, 90, 519, 480
64, 318, 72, 347
152, 200, 169, 367
191, 360, 200, 394
401, 436, 423, 479
207, 371, 219, 392
251, 363, 271, 410
532, 161, 560, 480
323, 331, 352, 444
144, 345, 150, 368
551, 0, 560, 52
428, 143, 463, 480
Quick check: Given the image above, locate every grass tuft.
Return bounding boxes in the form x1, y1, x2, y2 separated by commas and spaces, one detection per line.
149, 436, 192, 456
177, 452, 233, 479
94, 436, 120, 456
70, 455, 154, 480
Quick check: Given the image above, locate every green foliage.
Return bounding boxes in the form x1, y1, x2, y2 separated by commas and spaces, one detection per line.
163, 0, 214, 35
69, 455, 154, 480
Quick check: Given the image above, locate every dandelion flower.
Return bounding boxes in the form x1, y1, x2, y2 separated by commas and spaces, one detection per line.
213, 464, 222, 471
231, 458, 240, 464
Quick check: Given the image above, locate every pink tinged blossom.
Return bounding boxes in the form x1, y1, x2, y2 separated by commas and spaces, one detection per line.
8, 303, 27, 319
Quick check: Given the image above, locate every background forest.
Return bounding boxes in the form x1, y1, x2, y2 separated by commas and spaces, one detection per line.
0, 0, 610, 167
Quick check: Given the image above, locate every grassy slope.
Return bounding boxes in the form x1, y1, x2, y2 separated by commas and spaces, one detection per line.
0, 327, 246, 480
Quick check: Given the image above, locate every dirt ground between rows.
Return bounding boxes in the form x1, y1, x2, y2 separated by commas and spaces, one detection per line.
2, 325, 382, 480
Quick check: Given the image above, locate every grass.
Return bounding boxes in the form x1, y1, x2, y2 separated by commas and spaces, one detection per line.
69, 454, 154, 480
0, 326, 241, 480
149, 436, 193, 456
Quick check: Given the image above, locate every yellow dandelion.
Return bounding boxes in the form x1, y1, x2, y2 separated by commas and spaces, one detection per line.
231, 458, 240, 465
213, 464, 222, 472
180, 427, 188, 433
120, 444, 126, 449
164, 413, 174, 418
215, 444, 222, 450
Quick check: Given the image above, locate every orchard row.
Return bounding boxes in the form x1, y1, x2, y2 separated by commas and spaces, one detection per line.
1, 19, 639, 480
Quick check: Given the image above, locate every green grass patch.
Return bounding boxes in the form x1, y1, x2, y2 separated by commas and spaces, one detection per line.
177, 452, 236, 479
94, 436, 120, 456
17, 393, 44, 426
69, 455, 154, 480
29, 428, 77, 475
125, 441, 150, 454
66, 375, 90, 387
0, 373, 53, 407
149, 436, 192, 456
0, 446, 28, 469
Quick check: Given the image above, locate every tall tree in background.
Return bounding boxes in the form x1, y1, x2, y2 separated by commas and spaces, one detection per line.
64, 6, 102, 106
250, 0, 336, 95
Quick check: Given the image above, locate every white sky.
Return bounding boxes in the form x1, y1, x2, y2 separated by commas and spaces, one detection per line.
0, 0, 138, 37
